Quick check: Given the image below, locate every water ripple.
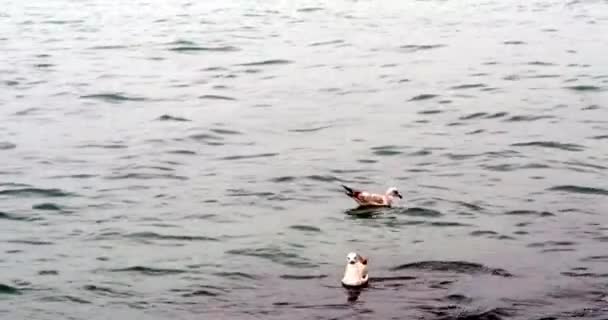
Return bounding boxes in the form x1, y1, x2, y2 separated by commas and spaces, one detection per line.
548, 185, 608, 196
156, 114, 191, 122
511, 141, 585, 152
110, 266, 188, 276
400, 44, 446, 52
0, 188, 73, 198
237, 59, 292, 66
220, 153, 279, 161
226, 247, 316, 268
80, 93, 147, 103
409, 94, 439, 101
126, 232, 219, 242
390, 261, 512, 277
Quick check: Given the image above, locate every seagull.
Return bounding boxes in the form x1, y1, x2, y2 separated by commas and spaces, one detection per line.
341, 184, 403, 208
341, 252, 369, 288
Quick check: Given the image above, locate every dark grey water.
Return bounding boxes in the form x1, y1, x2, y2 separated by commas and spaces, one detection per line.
1, 0, 608, 319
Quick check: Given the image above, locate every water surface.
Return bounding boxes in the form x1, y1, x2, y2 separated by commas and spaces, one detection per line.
1, 0, 608, 319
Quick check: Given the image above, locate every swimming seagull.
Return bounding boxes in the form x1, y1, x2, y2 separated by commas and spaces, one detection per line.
341, 252, 369, 288
341, 184, 403, 207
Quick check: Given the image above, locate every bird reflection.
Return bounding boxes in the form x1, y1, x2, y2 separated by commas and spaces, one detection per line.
343, 284, 368, 302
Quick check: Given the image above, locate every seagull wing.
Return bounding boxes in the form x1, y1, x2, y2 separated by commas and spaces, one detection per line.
342, 185, 387, 206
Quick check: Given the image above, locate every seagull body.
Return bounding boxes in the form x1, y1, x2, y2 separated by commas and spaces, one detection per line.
342, 184, 402, 207
341, 252, 369, 287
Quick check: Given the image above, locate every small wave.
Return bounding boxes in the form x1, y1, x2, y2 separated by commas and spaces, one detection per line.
0, 284, 21, 295
409, 94, 439, 101
34, 63, 54, 68
89, 45, 128, 50
565, 85, 602, 91
530, 75, 562, 80
105, 173, 188, 181
297, 7, 324, 12
528, 241, 576, 248
0, 188, 72, 198
541, 248, 576, 253
227, 189, 274, 197
594, 236, 608, 242
470, 230, 499, 236
505, 210, 554, 216
7, 239, 53, 245
280, 274, 327, 280
371, 145, 403, 156
590, 135, 608, 140
504, 40, 526, 45
451, 83, 486, 90
485, 112, 508, 119
38, 270, 58, 275
83, 284, 131, 297
167, 150, 197, 155
289, 225, 322, 232
214, 271, 258, 280
581, 255, 608, 262
289, 125, 331, 133
428, 221, 471, 227
548, 185, 608, 196
0, 142, 16, 150
126, 232, 218, 242
237, 59, 293, 66
358, 159, 377, 163
511, 141, 585, 152
226, 247, 315, 268
220, 153, 278, 161
0, 211, 28, 221
561, 271, 608, 278
41, 295, 91, 304
32, 203, 62, 211
110, 266, 188, 275
4, 80, 19, 86
309, 39, 344, 46
199, 94, 237, 101
582, 104, 601, 110
80, 93, 147, 103
169, 46, 239, 52
210, 128, 242, 135
77, 143, 128, 149
182, 289, 219, 297
564, 160, 606, 171
483, 163, 550, 172
445, 153, 480, 160
398, 207, 442, 217
390, 261, 512, 277
459, 112, 488, 120
305, 175, 339, 182
270, 176, 296, 183
44, 19, 84, 24
156, 114, 191, 122
51, 173, 98, 179
14, 108, 42, 116
527, 61, 556, 66
504, 115, 554, 122
400, 44, 446, 52
189, 133, 224, 142
418, 109, 443, 114
438, 308, 512, 320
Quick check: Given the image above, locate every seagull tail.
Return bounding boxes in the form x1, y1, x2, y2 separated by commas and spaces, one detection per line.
342, 184, 355, 197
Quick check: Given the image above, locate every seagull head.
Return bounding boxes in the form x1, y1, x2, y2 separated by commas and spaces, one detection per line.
346, 252, 361, 265
386, 187, 403, 199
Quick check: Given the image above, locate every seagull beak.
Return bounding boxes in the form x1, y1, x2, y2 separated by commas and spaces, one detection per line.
397, 194, 403, 199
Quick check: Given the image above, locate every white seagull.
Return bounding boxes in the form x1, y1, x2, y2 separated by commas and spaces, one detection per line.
341, 252, 369, 288
342, 184, 403, 208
